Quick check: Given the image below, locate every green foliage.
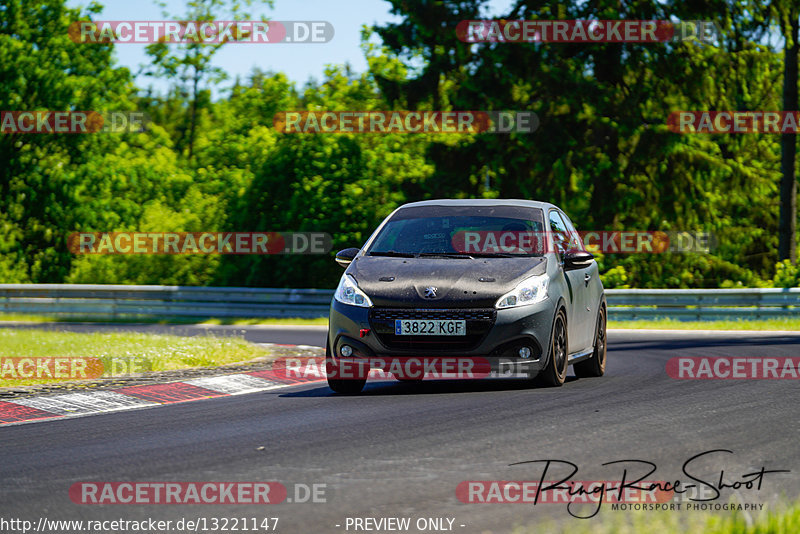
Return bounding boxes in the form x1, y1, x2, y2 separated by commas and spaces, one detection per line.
773, 259, 800, 287
215, 67, 433, 288
142, 0, 273, 159
600, 266, 630, 289
1, 0, 799, 289
0, 0, 133, 282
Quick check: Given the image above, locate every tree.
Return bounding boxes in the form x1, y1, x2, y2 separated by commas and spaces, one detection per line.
371, 0, 786, 285
214, 67, 434, 288
777, 4, 799, 262
143, 0, 272, 161
0, 0, 133, 281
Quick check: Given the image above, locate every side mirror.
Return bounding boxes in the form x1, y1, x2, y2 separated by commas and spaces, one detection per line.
335, 247, 360, 268
563, 250, 594, 271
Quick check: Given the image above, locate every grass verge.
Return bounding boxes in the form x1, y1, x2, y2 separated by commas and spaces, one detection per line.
0, 329, 270, 388
516, 501, 800, 533
608, 317, 800, 331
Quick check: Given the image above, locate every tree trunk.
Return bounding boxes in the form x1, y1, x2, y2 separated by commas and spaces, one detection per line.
188, 52, 200, 162
779, 9, 799, 262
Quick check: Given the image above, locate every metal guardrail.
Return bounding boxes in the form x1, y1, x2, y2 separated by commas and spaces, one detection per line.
0, 284, 333, 319
0, 284, 798, 321
605, 288, 800, 320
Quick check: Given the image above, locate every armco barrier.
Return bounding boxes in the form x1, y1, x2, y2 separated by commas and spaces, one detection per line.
0, 284, 798, 321
606, 288, 800, 320
0, 284, 332, 319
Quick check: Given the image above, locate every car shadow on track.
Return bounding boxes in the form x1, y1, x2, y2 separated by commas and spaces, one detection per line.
280, 375, 581, 397
608, 335, 800, 352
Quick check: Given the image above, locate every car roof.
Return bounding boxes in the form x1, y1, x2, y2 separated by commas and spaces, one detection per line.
397, 198, 557, 211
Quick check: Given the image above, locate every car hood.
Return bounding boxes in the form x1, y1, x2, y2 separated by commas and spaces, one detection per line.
347, 256, 547, 308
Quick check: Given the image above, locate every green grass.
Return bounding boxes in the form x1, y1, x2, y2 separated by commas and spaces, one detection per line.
0, 313, 328, 326
514, 501, 800, 533
0, 329, 272, 388
608, 317, 800, 331
0, 313, 51, 323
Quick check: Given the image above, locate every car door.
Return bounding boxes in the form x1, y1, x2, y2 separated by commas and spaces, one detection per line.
560, 211, 602, 328
548, 210, 593, 353
560, 210, 600, 351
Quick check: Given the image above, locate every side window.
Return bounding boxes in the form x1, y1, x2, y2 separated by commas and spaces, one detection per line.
559, 211, 585, 252
548, 210, 569, 255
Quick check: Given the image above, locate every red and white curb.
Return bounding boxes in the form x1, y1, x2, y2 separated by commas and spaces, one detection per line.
0, 368, 324, 427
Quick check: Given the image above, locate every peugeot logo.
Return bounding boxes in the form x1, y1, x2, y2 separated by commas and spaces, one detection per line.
424, 286, 438, 298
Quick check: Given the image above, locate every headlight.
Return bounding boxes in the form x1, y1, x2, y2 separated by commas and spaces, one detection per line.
334, 274, 373, 307
495, 275, 548, 309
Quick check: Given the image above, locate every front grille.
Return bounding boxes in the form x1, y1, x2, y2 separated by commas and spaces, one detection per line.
369, 308, 496, 351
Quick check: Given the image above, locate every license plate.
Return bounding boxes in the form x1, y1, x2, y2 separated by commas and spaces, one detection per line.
395, 319, 466, 336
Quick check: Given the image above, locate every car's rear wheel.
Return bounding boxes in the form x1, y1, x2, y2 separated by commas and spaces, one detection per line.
574, 305, 607, 378
533, 309, 568, 387
325, 341, 366, 394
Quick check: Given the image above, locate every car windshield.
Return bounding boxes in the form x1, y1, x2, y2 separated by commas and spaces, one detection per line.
367, 205, 546, 257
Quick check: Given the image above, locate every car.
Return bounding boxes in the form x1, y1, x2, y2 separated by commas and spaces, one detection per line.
325, 199, 606, 394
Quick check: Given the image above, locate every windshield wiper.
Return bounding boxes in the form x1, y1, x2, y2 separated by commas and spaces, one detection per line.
368, 251, 529, 259
368, 250, 417, 258
418, 252, 474, 259
462, 252, 532, 257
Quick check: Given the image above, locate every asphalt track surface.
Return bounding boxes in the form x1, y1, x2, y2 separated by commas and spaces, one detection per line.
2, 324, 800, 533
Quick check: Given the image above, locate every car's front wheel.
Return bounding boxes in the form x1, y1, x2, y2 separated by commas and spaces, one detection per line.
325, 341, 366, 394
533, 309, 568, 387
574, 305, 606, 378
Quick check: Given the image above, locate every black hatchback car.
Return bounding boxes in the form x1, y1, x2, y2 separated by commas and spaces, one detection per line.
326, 199, 606, 394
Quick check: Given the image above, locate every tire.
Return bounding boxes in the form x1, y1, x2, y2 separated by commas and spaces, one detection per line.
534, 309, 568, 387
325, 341, 366, 394
574, 305, 607, 378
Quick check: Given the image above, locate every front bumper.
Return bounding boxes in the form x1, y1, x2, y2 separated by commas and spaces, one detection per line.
327, 297, 557, 375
